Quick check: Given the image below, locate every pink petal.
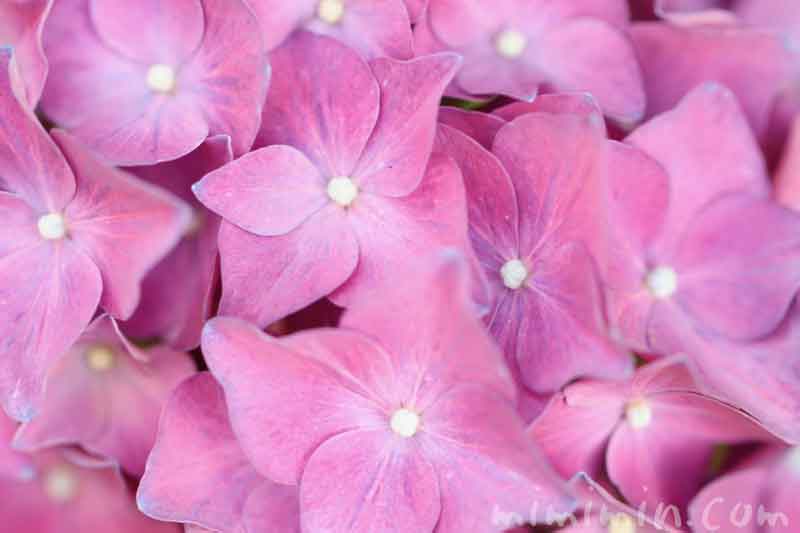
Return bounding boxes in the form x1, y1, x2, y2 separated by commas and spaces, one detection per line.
625, 83, 770, 252
300, 430, 440, 533
194, 145, 326, 236
0, 48, 74, 211
54, 130, 192, 319
0, 411, 33, 480
340, 251, 516, 405
331, 153, 470, 309
631, 22, 798, 143
674, 194, 800, 340
255, 31, 380, 177
241, 481, 300, 533
304, 0, 414, 60
425, 385, 575, 529
528, 383, 626, 481
124, 136, 231, 349
202, 317, 389, 485
180, 0, 270, 156
437, 107, 506, 149
688, 466, 764, 533
244, 0, 313, 50
137, 373, 266, 532
354, 53, 461, 197
0, 0, 51, 107
89, 0, 204, 64
775, 117, 800, 210
538, 19, 645, 124
0, 193, 102, 420
217, 206, 358, 328
493, 92, 602, 123
14, 315, 195, 476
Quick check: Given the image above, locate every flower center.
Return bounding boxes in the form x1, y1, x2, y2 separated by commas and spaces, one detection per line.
495, 29, 527, 59
390, 408, 420, 438
625, 398, 652, 430
44, 466, 78, 503
37, 213, 67, 240
607, 513, 637, 533
317, 0, 345, 24
644, 266, 678, 299
85, 345, 115, 372
500, 258, 528, 289
146, 64, 177, 93
327, 176, 358, 207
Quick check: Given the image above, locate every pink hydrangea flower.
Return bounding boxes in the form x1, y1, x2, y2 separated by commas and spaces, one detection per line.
123, 136, 232, 350
631, 20, 800, 145
414, 0, 645, 123
0, 0, 51, 107
0, 50, 191, 420
245, 0, 414, 59
529, 357, 774, 520
138, 373, 299, 533
434, 105, 632, 401
195, 33, 469, 328
201, 254, 574, 533
0, 448, 179, 532
40, 0, 270, 165
12, 315, 196, 476
688, 446, 800, 533
604, 83, 800, 355
0, 411, 33, 481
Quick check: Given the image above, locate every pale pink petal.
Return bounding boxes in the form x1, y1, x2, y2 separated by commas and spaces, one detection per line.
217, 206, 358, 328
300, 430, 440, 533
202, 317, 388, 485
193, 145, 326, 236
137, 373, 265, 532
0, 0, 52, 107
354, 53, 461, 196
255, 31, 379, 176
54, 130, 192, 319
688, 467, 763, 533
437, 107, 506, 149
241, 481, 300, 533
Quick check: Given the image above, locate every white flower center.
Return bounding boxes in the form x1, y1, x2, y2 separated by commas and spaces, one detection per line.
85, 345, 115, 372
327, 176, 358, 207
607, 513, 637, 533
390, 408, 420, 438
500, 259, 528, 289
317, 0, 345, 24
644, 266, 678, 299
495, 29, 527, 59
625, 399, 652, 430
44, 466, 78, 503
37, 213, 67, 240
146, 64, 177, 93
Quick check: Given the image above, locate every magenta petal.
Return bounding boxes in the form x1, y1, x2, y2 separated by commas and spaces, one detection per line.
493, 93, 603, 123
675, 194, 800, 340
54, 130, 192, 319
0, 194, 102, 420
538, 19, 645, 124
437, 107, 506, 149
202, 318, 386, 485
301, 430, 440, 533
354, 53, 461, 197
217, 207, 358, 328
14, 315, 195, 476
89, 0, 204, 64
256, 32, 380, 176
331, 153, 470, 308
137, 373, 266, 532
0, 0, 51, 108
688, 466, 764, 533
194, 145, 326, 236
0, 48, 74, 211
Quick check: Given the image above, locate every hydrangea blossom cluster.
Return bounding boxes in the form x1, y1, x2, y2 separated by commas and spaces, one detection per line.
0, 1, 799, 532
